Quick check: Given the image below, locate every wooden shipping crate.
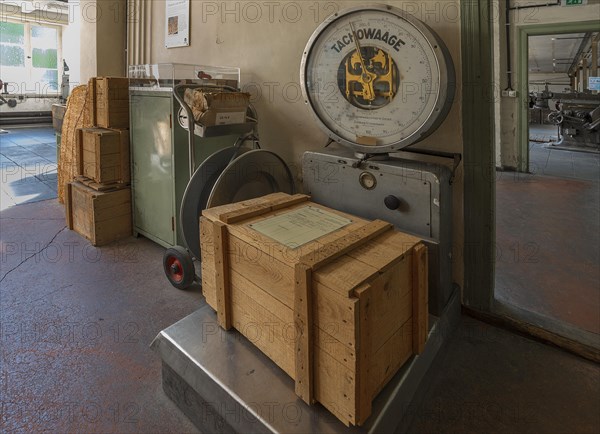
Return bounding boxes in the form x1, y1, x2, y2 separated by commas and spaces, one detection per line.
76, 127, 130, 185
65, 181, 132, 246
200, 193, 428, 426
89, 77, 130, 129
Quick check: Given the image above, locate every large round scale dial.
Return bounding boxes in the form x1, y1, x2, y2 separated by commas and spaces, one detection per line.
300, 4, 455, 154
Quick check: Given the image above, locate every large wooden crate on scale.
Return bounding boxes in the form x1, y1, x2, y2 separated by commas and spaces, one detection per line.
200, 192, 428, 427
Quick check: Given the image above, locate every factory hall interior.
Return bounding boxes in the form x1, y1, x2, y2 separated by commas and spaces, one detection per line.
1, 1, 599, 433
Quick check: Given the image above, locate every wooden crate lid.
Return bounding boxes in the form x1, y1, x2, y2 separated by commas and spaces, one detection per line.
203, 193, 422, 295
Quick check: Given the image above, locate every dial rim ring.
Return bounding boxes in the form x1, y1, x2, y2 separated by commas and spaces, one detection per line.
300, 4, 455, 153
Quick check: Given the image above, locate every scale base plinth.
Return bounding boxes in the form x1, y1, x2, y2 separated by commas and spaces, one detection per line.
151, 290, 460, 433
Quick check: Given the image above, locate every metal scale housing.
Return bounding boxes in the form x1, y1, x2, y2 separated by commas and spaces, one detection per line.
303, 146, 454, 316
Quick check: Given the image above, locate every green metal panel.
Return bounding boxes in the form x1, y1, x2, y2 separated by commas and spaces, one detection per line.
130, 91, 176, 247
130, 89, 242, 249
461, 0, 495, 311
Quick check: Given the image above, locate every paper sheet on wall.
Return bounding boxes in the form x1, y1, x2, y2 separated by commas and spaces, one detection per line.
248, 206, 353, 249
165, 0, 190, 48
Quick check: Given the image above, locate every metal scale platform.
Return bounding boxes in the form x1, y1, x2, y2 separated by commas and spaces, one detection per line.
154, 5, 461, 432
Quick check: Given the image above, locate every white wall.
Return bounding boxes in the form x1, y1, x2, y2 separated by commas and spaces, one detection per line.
62, 0, 81, 89
78, 0, 127, 83
147, 1, 463, 163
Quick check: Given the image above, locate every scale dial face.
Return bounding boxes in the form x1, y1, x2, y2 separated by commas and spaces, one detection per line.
300, 5, 455, 153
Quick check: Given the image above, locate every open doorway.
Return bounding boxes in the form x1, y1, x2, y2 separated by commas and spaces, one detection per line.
527, 32, 599, 176
495, 24, 600, 348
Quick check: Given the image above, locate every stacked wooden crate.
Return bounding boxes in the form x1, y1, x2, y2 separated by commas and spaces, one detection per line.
65, 77, 132, 246
200, 193, 428, 427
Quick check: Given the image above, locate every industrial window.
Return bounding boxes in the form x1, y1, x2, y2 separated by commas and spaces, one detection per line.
0, 20, 61, 94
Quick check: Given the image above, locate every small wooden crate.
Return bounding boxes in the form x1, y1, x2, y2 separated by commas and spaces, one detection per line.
76, 127, 130, 185
200, 193, 428, 426
65, 181, 132, 246
89, 77, 130, 129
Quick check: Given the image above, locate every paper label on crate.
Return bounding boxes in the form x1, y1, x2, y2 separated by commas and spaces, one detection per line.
248, 206, 353, 249
215, 111, 246, 125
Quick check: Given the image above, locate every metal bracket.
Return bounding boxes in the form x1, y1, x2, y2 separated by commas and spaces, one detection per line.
351, 153, 373, 169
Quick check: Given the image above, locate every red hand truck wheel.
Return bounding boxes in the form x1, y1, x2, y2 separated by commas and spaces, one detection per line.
163, 246, 195, 290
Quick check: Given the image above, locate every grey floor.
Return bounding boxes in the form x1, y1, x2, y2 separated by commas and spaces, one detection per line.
495, 124, 600, 337
407, 316, 600, 434
528, 124, 599, 181
528, 124, 559, 144
0, 199, 200, 433
0, 199, 598, 433
0, 126, 58, 211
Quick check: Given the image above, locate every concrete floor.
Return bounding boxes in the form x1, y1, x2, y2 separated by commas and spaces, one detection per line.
0, 200, 201, 433
0, 127, 58, 211
407, 316, 600, 434
495, 173, 600, 335
528, 124, 559, 145
495, 125, 600, 336
528, 125, 599, 181
0, 199, 598, 433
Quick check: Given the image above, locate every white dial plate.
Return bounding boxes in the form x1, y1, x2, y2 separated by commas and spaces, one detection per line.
302, 6, 452, 152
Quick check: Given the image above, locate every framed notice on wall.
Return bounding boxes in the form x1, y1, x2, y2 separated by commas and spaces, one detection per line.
165, 0, 190, 48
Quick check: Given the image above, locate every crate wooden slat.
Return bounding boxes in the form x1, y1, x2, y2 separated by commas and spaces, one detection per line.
89, 77, 130, 129
65, 180, 132, 246
200, 193, 428, 427
76, 127, 130, 185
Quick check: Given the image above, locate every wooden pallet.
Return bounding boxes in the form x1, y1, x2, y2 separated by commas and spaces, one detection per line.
200, 193, 428, 426
75, 176, 129, 192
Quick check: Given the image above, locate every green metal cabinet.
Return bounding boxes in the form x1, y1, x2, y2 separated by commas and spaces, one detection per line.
129, 88, 238, 248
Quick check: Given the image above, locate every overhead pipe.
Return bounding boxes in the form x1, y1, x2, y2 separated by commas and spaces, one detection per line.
505, 0, 513, 90
508, 1, 560, 10
127, 0, 149, 67
590, 35, 598, 93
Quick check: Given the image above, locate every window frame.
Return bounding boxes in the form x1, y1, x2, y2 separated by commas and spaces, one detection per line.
0, 18, 63, 96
